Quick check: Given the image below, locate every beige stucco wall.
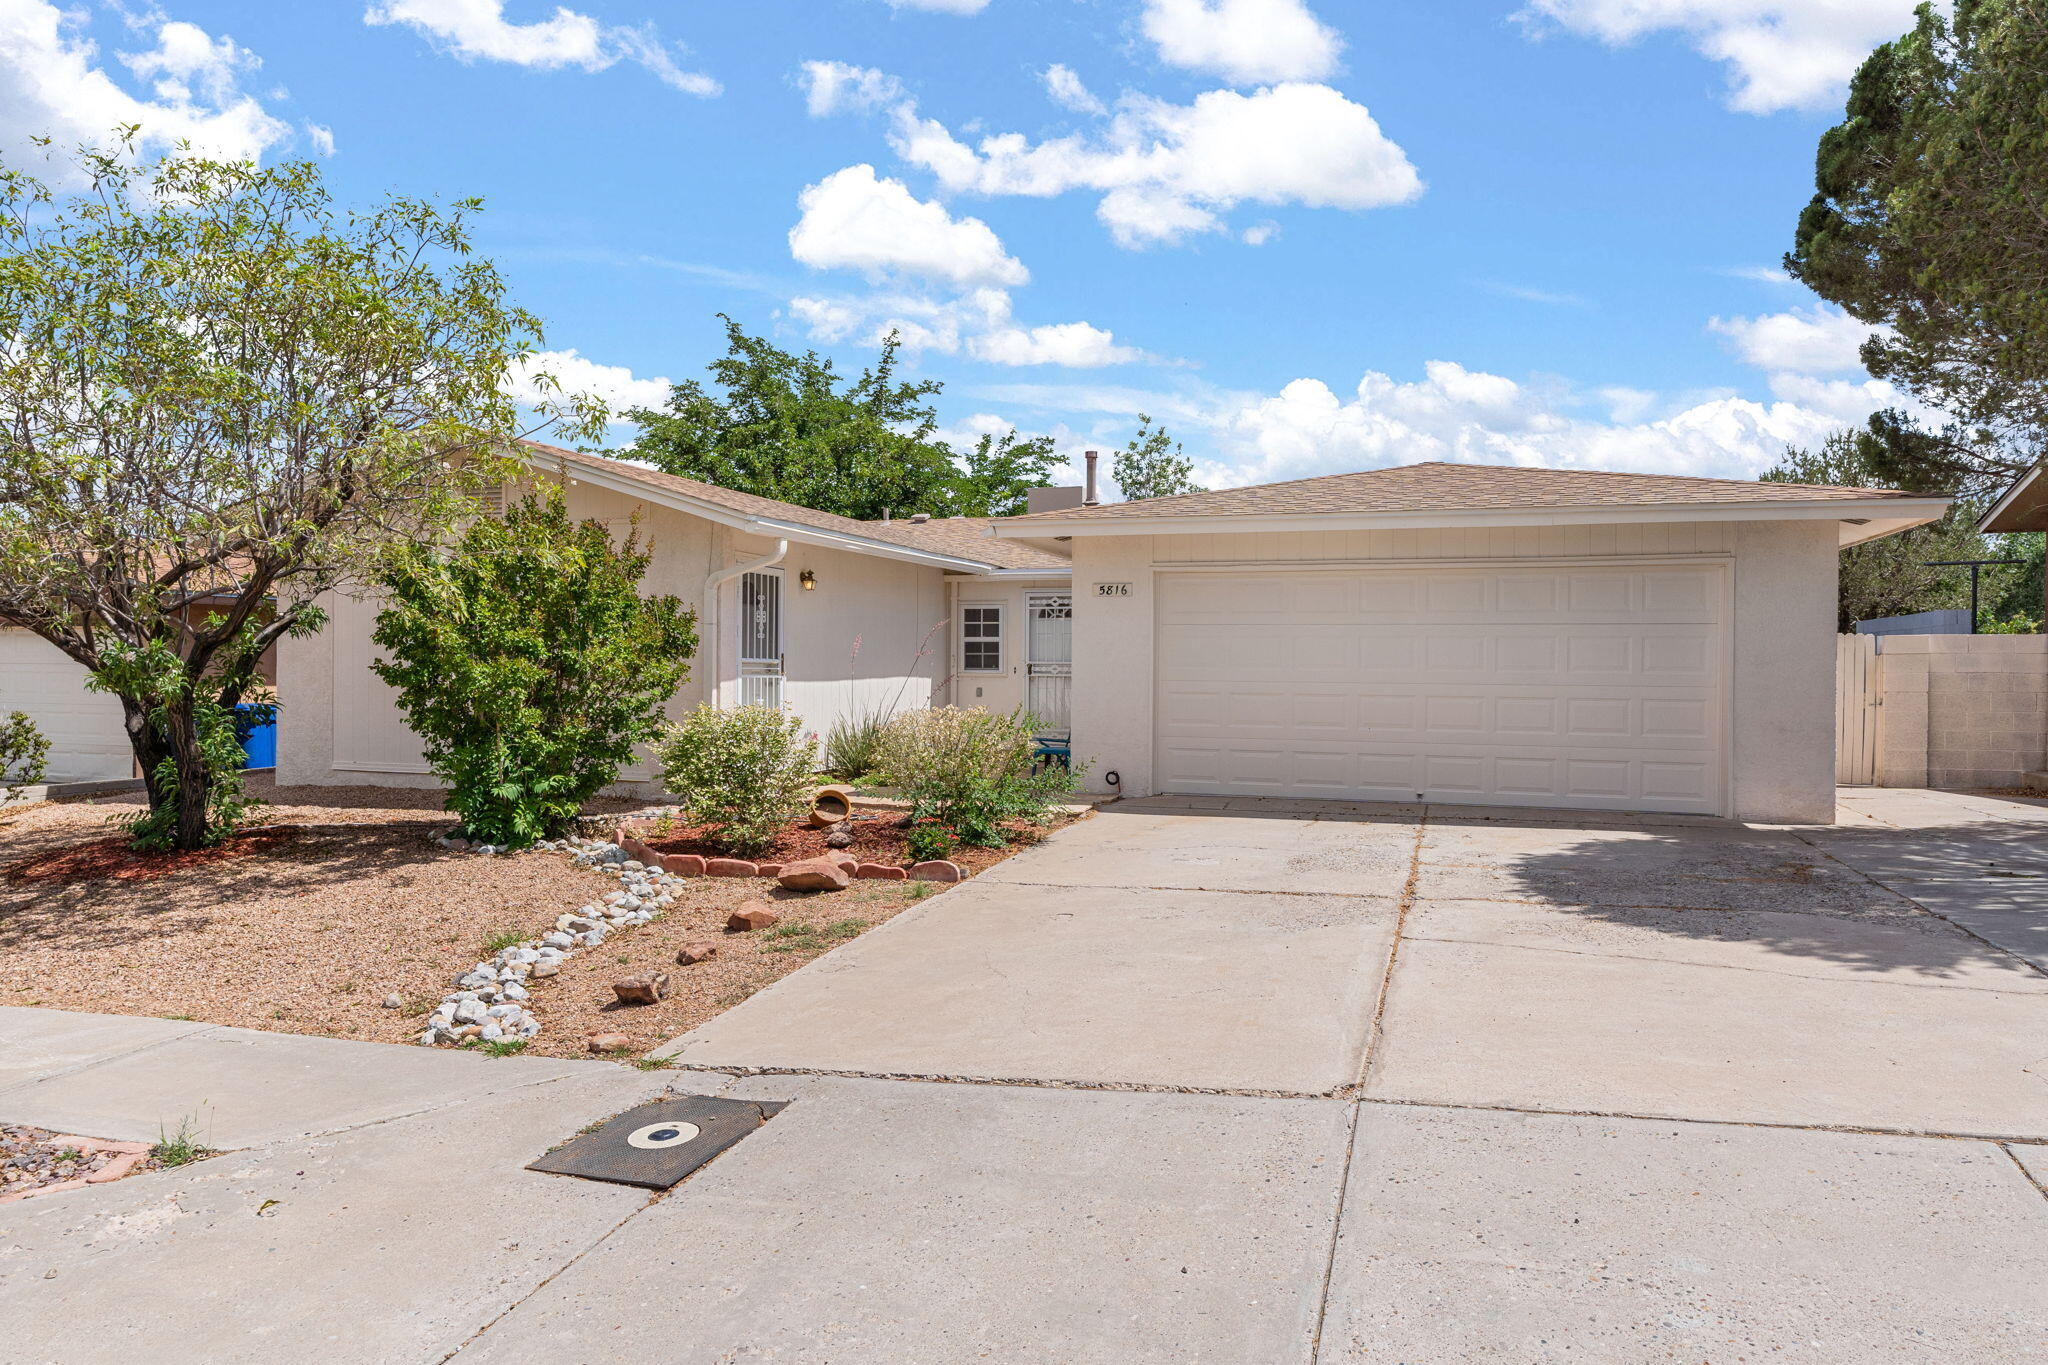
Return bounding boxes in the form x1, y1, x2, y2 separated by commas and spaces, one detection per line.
0, 628, 133, 781
1872, 634, 2048, 790
1067, 518, 1839, 822
280, 478, 952, 794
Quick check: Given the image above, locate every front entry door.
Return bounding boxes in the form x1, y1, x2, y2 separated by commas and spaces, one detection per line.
1026, 592, 1072, 738
739, 570, 784, 709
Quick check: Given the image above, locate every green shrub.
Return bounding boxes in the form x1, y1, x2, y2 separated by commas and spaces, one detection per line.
871, 706, 1078, 847
0, 711, 50, 802
824, 706, 892, 779
372, 487, 697, 849
654, 704, 818, 856
904, 817, 958, 862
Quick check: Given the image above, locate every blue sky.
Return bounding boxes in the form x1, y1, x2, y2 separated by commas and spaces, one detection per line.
0, 0, 1931, 493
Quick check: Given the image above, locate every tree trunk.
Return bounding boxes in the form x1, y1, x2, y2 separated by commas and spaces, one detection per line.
119, 694, 217, 851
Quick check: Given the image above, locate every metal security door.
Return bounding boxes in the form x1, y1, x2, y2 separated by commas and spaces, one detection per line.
739, 571, 784, 709
1026, 592, 1072, 738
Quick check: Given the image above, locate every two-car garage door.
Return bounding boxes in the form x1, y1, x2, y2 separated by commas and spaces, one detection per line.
1154, 564, 1728, 815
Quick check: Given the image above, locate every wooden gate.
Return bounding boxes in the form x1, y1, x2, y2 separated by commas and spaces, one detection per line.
1836, 633, 1881, 785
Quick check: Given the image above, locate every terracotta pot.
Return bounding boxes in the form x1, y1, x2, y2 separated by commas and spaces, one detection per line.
807, 784, 855, 827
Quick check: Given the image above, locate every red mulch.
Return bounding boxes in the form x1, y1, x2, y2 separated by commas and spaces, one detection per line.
3, 827, 302, 886
640, 810, 1057, 875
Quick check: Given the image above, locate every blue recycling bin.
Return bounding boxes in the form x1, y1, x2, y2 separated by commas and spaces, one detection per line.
234, 703, 277, 771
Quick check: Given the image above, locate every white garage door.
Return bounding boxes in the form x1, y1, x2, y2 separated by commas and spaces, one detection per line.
1154, 564, 1728, 814
0, 629, 133, 781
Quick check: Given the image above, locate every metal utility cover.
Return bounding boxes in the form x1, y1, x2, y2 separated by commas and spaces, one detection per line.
529, 1095, 785, 1189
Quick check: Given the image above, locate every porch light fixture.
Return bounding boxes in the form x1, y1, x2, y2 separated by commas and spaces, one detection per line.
799, 570, 817, 591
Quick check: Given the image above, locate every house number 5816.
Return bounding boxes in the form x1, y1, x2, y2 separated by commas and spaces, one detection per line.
1095, 582, 1132, 598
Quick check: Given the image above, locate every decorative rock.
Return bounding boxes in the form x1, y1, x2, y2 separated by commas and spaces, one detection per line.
531, 962, 559, 979
756, 863, 783, 879
674, 940, 719, 965
854, 862, 908, 880
661, 853, 706, 877
541, 931, 577, 949
705, 858, 760, 877
824, 829, 856, 850
612, 973, 670, 1005
777, 856, 851, 892
588, 1032, 632, 1052
451, 998, 486, 1026
909, 860, 966, 883
727, 903, 781, 932
382, 992, 404, 1009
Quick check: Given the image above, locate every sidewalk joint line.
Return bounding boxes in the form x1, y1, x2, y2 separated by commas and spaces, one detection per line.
1354, 810, 1427, 1093
1359, 1093, 2047, 1145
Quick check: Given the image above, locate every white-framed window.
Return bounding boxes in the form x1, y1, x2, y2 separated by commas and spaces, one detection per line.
961, 604, 1004, 672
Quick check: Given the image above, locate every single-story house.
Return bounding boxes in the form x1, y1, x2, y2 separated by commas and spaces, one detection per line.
279, 442, 1073, 792
989, 462, 1945, 823
285, 448, 1944, 822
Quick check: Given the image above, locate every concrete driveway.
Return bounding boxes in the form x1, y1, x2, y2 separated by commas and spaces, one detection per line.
3, 788, 2045, 1362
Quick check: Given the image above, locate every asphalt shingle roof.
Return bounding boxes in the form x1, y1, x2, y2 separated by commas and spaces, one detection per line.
517, 441, 1068, 572
1000, 461, 1924, 523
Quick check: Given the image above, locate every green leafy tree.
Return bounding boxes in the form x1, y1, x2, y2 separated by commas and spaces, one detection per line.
372, 488, 697, 848
1764, 431, 1995, 630
1787, 0, 2048, 493
1112, 414, 1200, 502
621, 317, 958, 520
0, 137, 600, 850
620, 317, 1059, 520
948, 430, 1062, 516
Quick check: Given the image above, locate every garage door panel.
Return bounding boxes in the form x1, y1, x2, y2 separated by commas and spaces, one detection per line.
1154, 565, 1726, 815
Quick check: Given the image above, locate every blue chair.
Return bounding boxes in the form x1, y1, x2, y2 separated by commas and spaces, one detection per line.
1032, 737, 1071, 772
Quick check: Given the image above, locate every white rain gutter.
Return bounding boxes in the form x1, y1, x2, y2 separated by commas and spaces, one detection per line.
705, 535, 787, 708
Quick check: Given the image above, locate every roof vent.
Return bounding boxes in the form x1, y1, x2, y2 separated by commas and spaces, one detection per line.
909, 511, 931, 524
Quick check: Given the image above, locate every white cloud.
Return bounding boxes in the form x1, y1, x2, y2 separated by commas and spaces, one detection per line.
790, 286, 1143, 369
790, 164, 1028, 289
1481, 281, 1588, 307
1140, 0, 1343, 85
1720, 263, 1796, 285
1517, 0, 1922, 113
882, 0, 990, 12
892, 82, 1421, 248
971, 321, 1143, 368
799, 60, 904, 117
0, 2, 293, 170
363, 0, 718, 96
305, 121, 336, 156
1241, 221, 1280, 245
1708, 304, 1874, 373
977, 347, 1904, 488
507, 348, 672, 413
1042, 63, 1106, 116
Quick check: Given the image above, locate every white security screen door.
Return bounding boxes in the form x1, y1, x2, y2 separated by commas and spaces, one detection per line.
1154, 565, 1728, 815
738, 570, 784, 709
1026, 592, 1072, 738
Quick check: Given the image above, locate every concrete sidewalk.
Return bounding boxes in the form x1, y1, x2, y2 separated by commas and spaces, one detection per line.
2, 787, 2046, 1362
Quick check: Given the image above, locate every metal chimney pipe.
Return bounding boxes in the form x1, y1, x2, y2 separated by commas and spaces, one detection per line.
1083, 450, 1099, 506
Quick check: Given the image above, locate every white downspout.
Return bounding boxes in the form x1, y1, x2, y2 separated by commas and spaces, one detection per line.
705, 534, 788, 708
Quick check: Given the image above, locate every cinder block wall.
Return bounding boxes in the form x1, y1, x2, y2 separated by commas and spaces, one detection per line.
1875, 635, 2048, 789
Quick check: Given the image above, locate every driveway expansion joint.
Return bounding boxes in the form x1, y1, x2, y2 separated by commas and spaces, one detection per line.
1358, 1092, 2048, 1146
664, 1061, 1342, 1102
0, 1021, 222, 1100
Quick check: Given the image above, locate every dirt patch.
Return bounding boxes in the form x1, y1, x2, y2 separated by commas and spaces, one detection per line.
640, 808, 1073, 877
5, 827, 303, 886
515, 878, 937, 1059
0, 778, 1081, 1055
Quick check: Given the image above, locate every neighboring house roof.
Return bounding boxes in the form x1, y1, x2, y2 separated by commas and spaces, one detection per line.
990, 460, 1949, 547
515, 441, 1070, 574
1979, 464, 2048, 533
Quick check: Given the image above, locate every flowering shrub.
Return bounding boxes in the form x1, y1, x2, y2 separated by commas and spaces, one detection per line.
871, 706, 1078, 846
904, 817, 959, 862
654, 704, 818, 856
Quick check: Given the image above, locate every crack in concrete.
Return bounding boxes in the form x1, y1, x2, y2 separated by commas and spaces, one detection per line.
1356, 1092, 2048, 1146
1998, 1143, 2048, 1203
1353, 811, 1427, 1094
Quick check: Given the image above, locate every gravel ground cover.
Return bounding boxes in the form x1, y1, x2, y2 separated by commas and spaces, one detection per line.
0, 1125, 163, 1204
0, 778, 1082, 1054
